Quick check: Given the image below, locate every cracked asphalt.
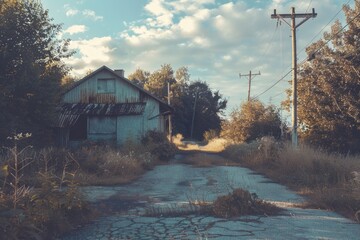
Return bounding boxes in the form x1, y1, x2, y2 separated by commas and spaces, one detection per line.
62, 154, 360, 240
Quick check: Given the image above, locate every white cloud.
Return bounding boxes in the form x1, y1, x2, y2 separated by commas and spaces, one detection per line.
65, 0, 344, 115
178, 16, 200, 35
222, 55, 232, 61
64, 25, 87, 35
82, 9, 103, 21
144, 0, 173, 26
64, 4, 79, 16
66, 37, 115, 76
66, 9, 79, 16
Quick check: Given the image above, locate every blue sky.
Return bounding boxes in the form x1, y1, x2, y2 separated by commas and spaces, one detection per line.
41, 0, 352, 117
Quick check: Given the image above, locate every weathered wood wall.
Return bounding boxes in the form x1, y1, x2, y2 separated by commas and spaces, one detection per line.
62, 70, 165, 145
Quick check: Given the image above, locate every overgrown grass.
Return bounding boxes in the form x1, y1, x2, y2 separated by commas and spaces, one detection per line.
73, 144, 151, 185
0, 131, 177, 239
144, 188, 281, 219
212, 188, 282, 218
222, 137, 360, 221
74, 131, 177, 185
0, 138, 91, 239
173, 134, 227, 153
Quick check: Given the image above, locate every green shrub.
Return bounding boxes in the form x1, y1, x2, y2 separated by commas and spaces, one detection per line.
141, 131, 177, 161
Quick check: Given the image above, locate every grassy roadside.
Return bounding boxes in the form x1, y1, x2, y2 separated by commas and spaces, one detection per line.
222, 137, 360, 222
0, 131, 177, 239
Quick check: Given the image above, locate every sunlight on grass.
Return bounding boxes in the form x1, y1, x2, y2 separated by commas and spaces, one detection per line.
173, 134, 228, 153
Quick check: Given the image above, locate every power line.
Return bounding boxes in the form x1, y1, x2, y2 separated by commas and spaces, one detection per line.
299, 0, 351, 55
263, 20, 280, 55
298, 7, 360, 66
306, 0, 313, 13
253, 1, 358, 103
271, 90, 287, 99
252, 69, 292, 99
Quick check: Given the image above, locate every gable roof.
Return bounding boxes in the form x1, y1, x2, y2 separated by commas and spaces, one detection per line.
64, 65, 173, 112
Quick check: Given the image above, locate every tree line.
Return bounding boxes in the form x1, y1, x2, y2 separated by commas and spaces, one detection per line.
127, 64, 227, 140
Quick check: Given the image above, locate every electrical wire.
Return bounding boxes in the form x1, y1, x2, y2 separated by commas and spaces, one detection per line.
306, 0, 313, 13
298, 0, 351, 57
298, 7, 360, 67
252, 69, 292, 99
262, 20, 280, 56
271, 91, 286, 99
253, 1, 360, 100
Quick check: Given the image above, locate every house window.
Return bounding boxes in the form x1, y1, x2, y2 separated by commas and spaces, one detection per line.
97, 78, 115, 94
88, 117, 116, 134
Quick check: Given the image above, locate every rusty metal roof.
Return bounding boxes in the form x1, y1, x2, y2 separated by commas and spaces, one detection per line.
63, 66, 173, 113
57, 103, 146, 127
61, 102, 146, 116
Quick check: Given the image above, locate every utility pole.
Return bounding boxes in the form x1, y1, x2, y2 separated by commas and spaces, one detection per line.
271, 7, 317, 147
167, 80, 172, 142
239, 71, 261, 101
190, 91, 199, 140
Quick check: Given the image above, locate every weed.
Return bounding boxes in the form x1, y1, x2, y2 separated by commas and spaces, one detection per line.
212, 188, 281, 218
0, 134, 90, 239
223, 139, 360, 221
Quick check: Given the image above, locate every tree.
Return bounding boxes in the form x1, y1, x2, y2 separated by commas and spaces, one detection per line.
287, 2, 360, 153
127, 68, 150, 88
176, 81, 227, 140
0, 0, 72, 146
222, 100, 282, 143
127, 66, 226, 140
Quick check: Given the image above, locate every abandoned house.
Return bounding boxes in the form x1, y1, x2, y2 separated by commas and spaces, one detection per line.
56, 65, 172, 146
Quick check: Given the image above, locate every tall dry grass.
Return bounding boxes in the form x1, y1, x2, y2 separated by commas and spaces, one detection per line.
73, 144, 154, 185
223, 137, 360, 221
173, 134, 227, 153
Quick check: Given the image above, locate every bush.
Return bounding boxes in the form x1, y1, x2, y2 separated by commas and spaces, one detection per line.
141, 131, 177, 161
221, 100, 282, 143
203, 129, 219, 142
212, 188, 280, 218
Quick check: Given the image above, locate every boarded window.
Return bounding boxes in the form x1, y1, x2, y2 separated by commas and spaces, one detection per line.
88, 117, 116, 134
97, 79, 115, 93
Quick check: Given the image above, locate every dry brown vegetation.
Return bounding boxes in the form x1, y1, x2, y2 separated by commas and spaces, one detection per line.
181, 152, 238, 167
222, 137, 360, 221
0, 131, 177, 239
212, 188, 282, 218
144, 188, 281, 219
173, 134, 227, 153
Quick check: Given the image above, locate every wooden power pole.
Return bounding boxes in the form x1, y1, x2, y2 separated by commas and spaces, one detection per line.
271, 7, 317, 147
167, 80, 172, 142
239, 70, 260, 101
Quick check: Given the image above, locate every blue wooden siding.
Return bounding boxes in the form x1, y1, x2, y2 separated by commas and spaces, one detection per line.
143, 97, 161, 132
63, 69, 165, 145
88, 116, 117, 141
117, 115, 143, 145
63, 71, 140, 103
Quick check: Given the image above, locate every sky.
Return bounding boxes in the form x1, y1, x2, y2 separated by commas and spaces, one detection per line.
41, 0, 352, 118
